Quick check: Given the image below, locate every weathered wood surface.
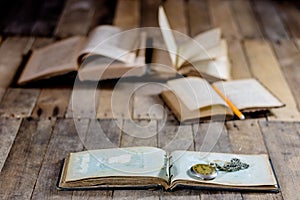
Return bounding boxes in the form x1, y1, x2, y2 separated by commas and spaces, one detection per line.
0, 37, 34, 88
244, 40, 300, 121
0, 0, 300, 199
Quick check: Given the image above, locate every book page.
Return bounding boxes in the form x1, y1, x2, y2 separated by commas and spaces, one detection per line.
213, 79, 284, 110
170, 151, 277, 186
158, 6, 178, 67
167, 77, 227, 111
18, 36, 85, 84
79, 25, 138, 64
177, 28, 221, 67
187, 56, 231, 81
65, 147, 168, 182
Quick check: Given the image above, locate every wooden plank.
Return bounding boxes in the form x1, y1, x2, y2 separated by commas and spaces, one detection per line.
0, 37, 34, 88
32, 88, 71, 118
272, 40, 300, 111
276, 1, 300, 38
163, 0, 188, 35
0, 88, 4, 102
66, 85, 99, 119
226, 120, 284, 200
133, 83, 165, 120
244, 40, 300, 121
229, 0, 262, 39
187, 0, 212, 37
55, 0, 95, 38
0, 88, 40, 118
113, 0, 140, 30
97, 83, 134, 119
73, 120, 115, 199
31, 118, 91, 200
193, 122, 243, 200
84, 119, 122, 150
0, 117, 22, 172
296, 39, 300, 51
141, 0, 161, 27
226, 120, 268, 154
121, 119, 157, 147
158, 121, 194, 152
193, 122, 232, 153
260, 121, 300, 200
115, 118, 160, 199
208, 0, 241, 40
252, 0, 289, 41
0, 118, 54, 199
228, 40, 252, 79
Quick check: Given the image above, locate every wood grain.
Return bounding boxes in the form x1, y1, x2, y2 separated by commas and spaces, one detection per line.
228, 40, 252, 79
193, 122, 243, 200
31, 118, 89, 200
252, 0, 289, 41
226, 120, 284, 200
0, 118, 54, 199
133, 83, 165, 120
163, 0, 188, 35
140, 0, 161, 27
0, 117, 22, 172
272, 39, 300, 112
244, 39, 300, 121
97, 83, 134, 119
55, 0, 95, 37
230, 0, 262, 39
84, 119, 122, 149
113, 0, 140, 30
121, 119, 157, 147
276, 1, 300, 38
296, 39, 300, 51
158, 121, 194, 152
32, 88, 71, 118
208, 0, 241, 40
0, 37, 34, 88
226, 120, 268, 154
66, 85, 99, 119
187, 0, 212, 37
0, 88, 4, 102
0, 88, 40, 117
260, 121, 300, 200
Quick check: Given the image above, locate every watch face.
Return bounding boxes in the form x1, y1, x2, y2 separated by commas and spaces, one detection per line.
190, 164, 218, 180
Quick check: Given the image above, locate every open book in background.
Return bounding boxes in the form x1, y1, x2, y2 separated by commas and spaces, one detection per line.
57, 146, 279, 192
160, 77, 285, 122
18, 25, 147, 84
151, 6, 230, 81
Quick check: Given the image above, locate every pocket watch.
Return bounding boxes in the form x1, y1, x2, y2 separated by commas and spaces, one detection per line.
189, 163, 218, 180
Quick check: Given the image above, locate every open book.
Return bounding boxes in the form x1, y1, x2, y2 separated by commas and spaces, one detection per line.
160, 77, 284, 122
18, 25, 146, 84
57, 146, 279, 192
152, 6, 230, 81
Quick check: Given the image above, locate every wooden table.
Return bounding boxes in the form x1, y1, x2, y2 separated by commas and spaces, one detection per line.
0, 0, 299, 199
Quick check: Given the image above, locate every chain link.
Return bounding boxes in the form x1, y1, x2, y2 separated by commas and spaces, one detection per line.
209, 158, 249, 172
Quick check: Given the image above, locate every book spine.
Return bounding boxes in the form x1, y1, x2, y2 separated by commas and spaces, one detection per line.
165, 154, 173, 185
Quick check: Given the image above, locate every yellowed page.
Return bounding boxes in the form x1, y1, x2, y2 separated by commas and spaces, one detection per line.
213, 79, 284, 110
177, 28, 221, 67
79, 25, 138, 64
18, 36, 84, 84
78, 32, 146, 81
65, 147, 168, 182
167, 77, 227, 111
170, 151, 277, 187
158, 6, 178, 67
188, 55, 231, 81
